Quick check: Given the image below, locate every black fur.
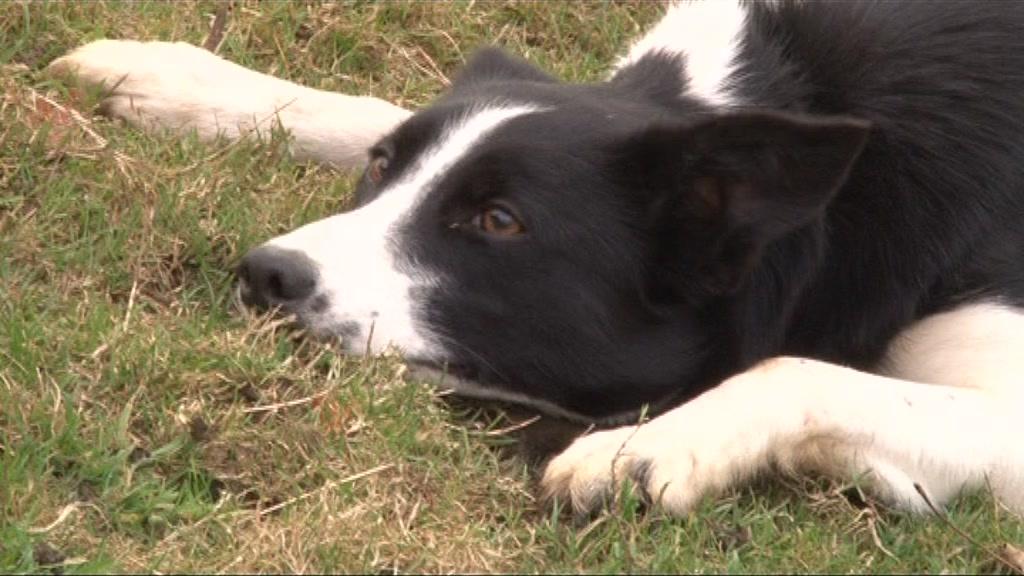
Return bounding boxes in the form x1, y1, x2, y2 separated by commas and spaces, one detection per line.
354, 1, 1024, 421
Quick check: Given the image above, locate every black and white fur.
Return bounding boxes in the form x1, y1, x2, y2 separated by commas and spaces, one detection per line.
50, 1, 1024, 517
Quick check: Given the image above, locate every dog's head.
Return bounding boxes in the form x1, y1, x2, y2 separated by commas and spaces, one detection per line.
237, 48, 868, 423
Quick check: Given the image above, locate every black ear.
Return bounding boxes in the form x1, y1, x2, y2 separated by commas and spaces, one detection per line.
451, 46, 556, 89
625, 111, 870, 293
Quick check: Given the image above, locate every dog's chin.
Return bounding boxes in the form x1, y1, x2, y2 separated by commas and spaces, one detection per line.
404, 360, 593, 464
405, 360, 637, 425
405, 360, 487, 393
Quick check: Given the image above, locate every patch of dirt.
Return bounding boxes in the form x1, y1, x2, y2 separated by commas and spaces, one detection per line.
33, 541, 66, 574
188, 415, 213, 443
195, 421, 326, 512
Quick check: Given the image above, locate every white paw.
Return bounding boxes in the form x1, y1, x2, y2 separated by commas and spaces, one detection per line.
47, 39, 295, 139
541, 411, 742, 517
47, 39, 411, 168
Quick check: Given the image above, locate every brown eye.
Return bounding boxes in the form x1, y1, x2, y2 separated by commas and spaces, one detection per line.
367, 155, 389, 185
471, 203, 525, 237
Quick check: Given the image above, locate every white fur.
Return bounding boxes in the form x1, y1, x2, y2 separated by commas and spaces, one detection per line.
47, 40, 411, 169
879, 301, 1024, 396
615, 0, 749, 107
262, 104, 541, 357
543, 302, 1024, 516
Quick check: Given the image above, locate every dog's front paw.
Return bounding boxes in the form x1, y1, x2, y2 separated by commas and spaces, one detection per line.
48, 39, 208, 86
47, 39, 286, 137
540, 414, 736, 518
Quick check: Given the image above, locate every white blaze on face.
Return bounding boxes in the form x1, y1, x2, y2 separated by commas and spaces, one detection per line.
615, 0, 750, 107
261, 104, 541, 357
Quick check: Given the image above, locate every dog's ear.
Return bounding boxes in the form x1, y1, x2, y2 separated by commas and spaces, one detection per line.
451, 46, 556, 89
622, 111, 870, 294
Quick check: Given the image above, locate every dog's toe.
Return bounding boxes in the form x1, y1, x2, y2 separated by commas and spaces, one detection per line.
540, 427, 658, 517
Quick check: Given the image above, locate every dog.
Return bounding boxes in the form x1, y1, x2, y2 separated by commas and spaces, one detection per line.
50, 0, 1024, 519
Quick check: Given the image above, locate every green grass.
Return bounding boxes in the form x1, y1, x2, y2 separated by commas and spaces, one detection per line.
2, 1, 1022, 572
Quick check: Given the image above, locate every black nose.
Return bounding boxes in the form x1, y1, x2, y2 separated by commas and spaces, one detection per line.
237, 246, 319, 308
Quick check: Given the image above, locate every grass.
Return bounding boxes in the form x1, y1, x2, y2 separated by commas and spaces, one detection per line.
1, 1, 1022, 572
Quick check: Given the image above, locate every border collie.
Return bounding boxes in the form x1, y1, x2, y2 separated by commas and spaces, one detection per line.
50, 0, 1024, 518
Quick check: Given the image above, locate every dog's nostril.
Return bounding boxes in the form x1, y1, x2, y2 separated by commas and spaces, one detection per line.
267, 272, 285, 300
267, 268, 316, 302
237, 245, 319, 307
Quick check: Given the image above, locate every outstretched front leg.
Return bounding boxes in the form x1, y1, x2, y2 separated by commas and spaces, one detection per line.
48, 40, 411, 169
543, 305, 1024, 517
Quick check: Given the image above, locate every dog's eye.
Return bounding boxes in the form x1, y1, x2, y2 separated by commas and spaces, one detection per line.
367, 155, 389, 185
471, 203, 525, 237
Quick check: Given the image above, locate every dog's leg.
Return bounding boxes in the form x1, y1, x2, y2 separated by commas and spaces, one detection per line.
48, 40, 411, 169
542, 302, 1024, 517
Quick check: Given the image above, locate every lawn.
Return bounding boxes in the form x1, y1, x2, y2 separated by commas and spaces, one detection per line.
2, 1, 1022, 572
